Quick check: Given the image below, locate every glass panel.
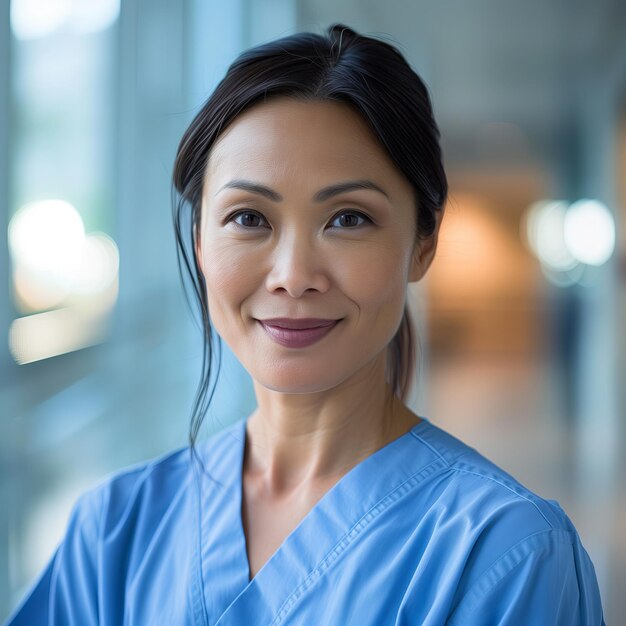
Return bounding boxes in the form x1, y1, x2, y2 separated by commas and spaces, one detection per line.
4, 0, 120, 609
7, 0, 120, 364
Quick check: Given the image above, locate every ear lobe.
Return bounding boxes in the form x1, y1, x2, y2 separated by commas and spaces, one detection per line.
409, 207, 444, 283
409, 239, 435, 283
408, 213, 443, 283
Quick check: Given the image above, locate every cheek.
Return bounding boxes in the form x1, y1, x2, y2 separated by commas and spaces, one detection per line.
201, 241, 253, 320
339, 241, 409, 307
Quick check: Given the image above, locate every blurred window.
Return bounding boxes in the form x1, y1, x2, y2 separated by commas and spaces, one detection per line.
7, 0, 120, 365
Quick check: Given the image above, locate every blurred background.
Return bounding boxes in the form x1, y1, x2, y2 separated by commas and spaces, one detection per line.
1, 0, 624, 622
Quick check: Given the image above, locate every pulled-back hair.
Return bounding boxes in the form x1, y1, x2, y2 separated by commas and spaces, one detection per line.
172, 24, 447, 454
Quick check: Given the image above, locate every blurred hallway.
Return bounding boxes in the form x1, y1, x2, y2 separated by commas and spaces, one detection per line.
1, 0, 625, 622
428, 350, 623, 621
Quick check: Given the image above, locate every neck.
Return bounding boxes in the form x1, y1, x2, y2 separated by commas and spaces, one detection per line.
243, 357, 420, 497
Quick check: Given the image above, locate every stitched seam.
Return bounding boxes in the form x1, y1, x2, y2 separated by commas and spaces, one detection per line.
410, 429, 452, 466
409, 429, 557, 528
270, 458, 448, 625
192, 465, 209, 625
96, 484, 107, 625
450, 467, 555, 528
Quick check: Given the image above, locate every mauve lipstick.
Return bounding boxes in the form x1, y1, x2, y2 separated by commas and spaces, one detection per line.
257, 318, 341, 348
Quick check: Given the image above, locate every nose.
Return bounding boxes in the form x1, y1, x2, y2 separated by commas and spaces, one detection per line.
264, 231, 330, 298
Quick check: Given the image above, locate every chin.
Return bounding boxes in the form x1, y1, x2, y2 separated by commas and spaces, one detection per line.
253, 369, 349, 395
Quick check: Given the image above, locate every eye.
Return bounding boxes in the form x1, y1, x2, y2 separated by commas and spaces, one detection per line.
225, 209, 372, 230
227, 210, 269, 229
328, 210, 372, 229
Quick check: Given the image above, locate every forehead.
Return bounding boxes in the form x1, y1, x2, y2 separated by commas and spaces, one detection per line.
204, 98, 412, 195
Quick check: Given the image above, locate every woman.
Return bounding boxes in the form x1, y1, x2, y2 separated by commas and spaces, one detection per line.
5, 24, 605, 626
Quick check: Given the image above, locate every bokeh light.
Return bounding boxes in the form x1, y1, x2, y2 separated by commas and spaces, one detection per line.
8, 199, 120, 315
10, 0, 120, 40
10, 0, 71, 40
8, 199, 85, 309
69, 233, 120, 296
564, 199, 616, 266
525, 200, 578, 272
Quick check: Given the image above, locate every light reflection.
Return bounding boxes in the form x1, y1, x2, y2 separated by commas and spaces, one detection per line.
8, 199, 120, 313
523, 198, 616, 284
69, 232, 120, 296
12, 264, 69, 311
10, 0, 70, 40
7, 198, 120, 363
564, 199, 615, 266
525, 200, 578, 272
10, 0, 120, 40
70, 0, 121, 34
8, 292, 116, 365
540, 262, 586, 288
9, 199, 85, 308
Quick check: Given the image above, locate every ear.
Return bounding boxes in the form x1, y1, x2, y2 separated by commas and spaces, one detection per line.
195, 234, 204, 274
408, 209, 443, 283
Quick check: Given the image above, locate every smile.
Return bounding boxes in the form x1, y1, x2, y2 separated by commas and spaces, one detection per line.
257, 319, 341, 348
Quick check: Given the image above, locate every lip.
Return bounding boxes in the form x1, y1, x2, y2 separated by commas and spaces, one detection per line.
257, 318, 341, 348
258, 318, 340, 330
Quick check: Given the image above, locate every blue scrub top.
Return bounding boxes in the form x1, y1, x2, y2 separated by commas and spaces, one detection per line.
4, 416, 606, 625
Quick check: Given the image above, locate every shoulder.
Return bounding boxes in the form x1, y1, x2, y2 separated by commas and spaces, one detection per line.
410, 419, 570, 533
3, 445, 203, 625
405, 419, 605, 624
75, 420, 241, 538
79, 444, 192, 531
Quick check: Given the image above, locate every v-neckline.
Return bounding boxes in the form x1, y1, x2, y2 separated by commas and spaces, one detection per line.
196, 415, 435, 626
238, 418, 424, 584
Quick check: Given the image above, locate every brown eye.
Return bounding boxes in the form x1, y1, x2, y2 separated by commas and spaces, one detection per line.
229, 211, 268, 228
329, 211, 372, 229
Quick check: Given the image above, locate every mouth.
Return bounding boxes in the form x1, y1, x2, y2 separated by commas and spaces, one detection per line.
256, 318, 342, 330
256, 318, 342, 348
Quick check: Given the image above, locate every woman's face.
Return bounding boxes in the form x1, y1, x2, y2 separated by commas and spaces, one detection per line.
198, 97, 432, 393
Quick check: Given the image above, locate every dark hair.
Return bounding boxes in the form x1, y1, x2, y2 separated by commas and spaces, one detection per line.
172, 24, 447, 457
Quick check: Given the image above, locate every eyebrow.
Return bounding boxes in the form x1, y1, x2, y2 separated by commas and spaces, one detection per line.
215, 179, 389, 202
